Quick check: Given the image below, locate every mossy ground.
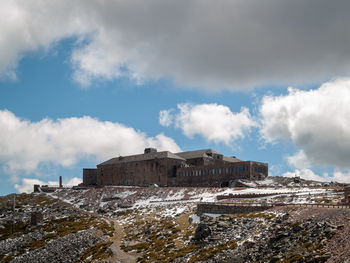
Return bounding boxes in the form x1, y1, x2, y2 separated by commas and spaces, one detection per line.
119, 211, 239, 263
0, 193, 115, 262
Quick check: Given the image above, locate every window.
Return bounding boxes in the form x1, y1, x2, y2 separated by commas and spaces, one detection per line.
226, 168, 229, 174
247, 166, 249, 172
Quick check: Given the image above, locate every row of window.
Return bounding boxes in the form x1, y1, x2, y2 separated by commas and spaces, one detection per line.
255, 167, 267, 173
178, 166, 250, 177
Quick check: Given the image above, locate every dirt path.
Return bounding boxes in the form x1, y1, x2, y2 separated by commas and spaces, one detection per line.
108, 219, 139, 263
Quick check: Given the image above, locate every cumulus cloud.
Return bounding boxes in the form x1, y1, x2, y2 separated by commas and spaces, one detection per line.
66, 177, 83, 186
0, 110, 180, 179
333, 170, 350, 183
159, 110, 174, 127
160, 103, 256, 145
283, 169, 327, 182
286, 150, 311, 170
3, 1, 350, 89
14, 177, 82, 193
283, 169, 350, 183
260, 78, 350, 169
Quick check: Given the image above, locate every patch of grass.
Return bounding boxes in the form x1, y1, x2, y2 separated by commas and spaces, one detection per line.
42, 216, 114, 239
77, 241, 113, 263
0, 221, 30, 241
0, 254, 14, 263
122, 213, 200, 262
114, 210, 133, 217
176, 213, 190, 230
188, 240, 238, 263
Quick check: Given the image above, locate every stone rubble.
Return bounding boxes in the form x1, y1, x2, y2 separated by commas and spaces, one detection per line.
11, 229, 101, 263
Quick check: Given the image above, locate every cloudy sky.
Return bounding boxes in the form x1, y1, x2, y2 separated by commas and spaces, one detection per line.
1, 0, 350, 194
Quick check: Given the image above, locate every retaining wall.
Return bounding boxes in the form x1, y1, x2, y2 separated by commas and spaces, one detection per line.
197, 203, 271, 215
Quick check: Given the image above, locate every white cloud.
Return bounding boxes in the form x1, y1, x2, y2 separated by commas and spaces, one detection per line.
14, 178, 56, 193
333, 170, 350, 184
283, 168, 350, 183
286, 150, 311, 169
0, 110, 180, 180
159, 109, 173, 127
14, 177, 82, 193
260, 78, 350, 169
283, 169, 328, 182
3, 1, 350, 89
160, 103, 256, 145
66, 177, 82, 186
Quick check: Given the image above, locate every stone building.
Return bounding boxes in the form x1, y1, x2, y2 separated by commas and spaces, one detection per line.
82, 148, 268, 187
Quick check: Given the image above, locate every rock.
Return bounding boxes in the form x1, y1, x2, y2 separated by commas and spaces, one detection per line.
208, 235, 221, 241
217, 221, 230, 228
324, 227, 337, 235
269, 255, 281, 263
118, 202, 133, 208
193, 223, 212, 241
97, 208, 106, 214
314, 253, 331, 262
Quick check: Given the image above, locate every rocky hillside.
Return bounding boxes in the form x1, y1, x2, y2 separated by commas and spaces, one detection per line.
0, 193, 114, 263
0, 181, 349, 262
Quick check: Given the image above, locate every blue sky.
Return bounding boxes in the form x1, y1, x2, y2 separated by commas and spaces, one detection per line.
1, 1, 350, 194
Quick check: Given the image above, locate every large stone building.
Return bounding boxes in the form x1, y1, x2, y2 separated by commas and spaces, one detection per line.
82, 148, 268, 187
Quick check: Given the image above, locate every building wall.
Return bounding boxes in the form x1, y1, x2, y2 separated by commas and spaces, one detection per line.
83, 168, 97, 186
97, 158, 184, 187
174, 161, 267, 187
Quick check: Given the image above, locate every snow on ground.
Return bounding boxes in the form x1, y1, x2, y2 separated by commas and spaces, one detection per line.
190, 214, 200, 223
110, 190, 137, 199
47, 180, 342, 219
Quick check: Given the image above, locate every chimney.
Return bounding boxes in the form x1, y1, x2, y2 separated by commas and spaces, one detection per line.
59, 176, 62, 188
144, 148, 157, 154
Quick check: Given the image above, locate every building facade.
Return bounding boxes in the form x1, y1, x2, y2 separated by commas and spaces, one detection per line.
82, 148, 268, 187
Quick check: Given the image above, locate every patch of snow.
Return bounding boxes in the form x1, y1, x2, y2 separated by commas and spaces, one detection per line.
112, 191, 137, 199
203, 213, 223, 218
190, 214, 200, 224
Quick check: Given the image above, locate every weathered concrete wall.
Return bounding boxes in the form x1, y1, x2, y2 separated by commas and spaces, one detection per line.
83, 168, 97, 186
197, 203, 271, 216
175, 161, 268, 187
97, 158, 183, 187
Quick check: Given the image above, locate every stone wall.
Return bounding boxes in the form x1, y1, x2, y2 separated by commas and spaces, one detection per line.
97, 158, 183, 187
175, 161, 268, 187
83, 168, 97, 186
196, 203, 271, 216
